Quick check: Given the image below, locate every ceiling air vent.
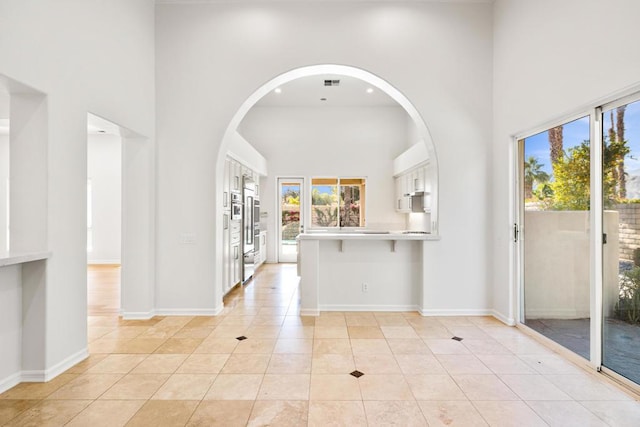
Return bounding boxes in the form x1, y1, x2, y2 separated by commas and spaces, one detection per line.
324, 79, 340, 87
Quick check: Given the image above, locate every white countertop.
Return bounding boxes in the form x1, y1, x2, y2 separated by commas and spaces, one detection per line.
297, 231, 439, 241
0, 251, 51, 267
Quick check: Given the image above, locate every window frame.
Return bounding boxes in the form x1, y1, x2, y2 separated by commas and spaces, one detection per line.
308, 176, 367, 229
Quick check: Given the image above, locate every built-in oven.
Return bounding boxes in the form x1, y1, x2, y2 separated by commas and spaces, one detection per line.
230, 192, 242, 220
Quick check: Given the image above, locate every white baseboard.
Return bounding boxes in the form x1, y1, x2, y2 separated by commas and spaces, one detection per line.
320, 304, 419, 312
1, 348, 88, 393
491, 309, 516, 326
121, 310, 156, 320
0, 372, 22, 395
87, 260, 121, 265
300, 309, 320, 316
154, 308, 221, 316
418, 308, 493, 317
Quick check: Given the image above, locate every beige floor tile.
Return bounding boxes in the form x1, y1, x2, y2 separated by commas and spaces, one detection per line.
314, 316, 347, 327
65, 354, 109, 374
220, 315, 256, 326
345, 313, 378, 326
414, 326, 454, 339
405, 375, 467, 401
364, 400, 427, 426
177, 353, 231, 374
308, 401, 366, 427
313, 339, 352, 354
381, 326, 420, 339
436, 355, 492, 375
475, 355, 537, 374
519, 354, 584, 375
47, 374, 123, 400
273, 338, 313, 354
151, 374, 215, 400
88, 338, 126, 353
350, 339, 392, 355
108, 338, 165, 354
258, 374, 310, 400
0, 374, 79, 399
138, 326, 181, 340
100, 373, 170, 399
418, 400, 488, 426
309, 374, 361, 400
154, 338, 204, 354
126, 400, 199, 427
354, 354, 401, 374
252, 315, 285, 326
545, 374, 633, 401
395, 354, 447, 375
101, 326, 149, 340
359, 374, 414, 401
498, 337, 555, 355
311, 353, 355, 374
446, 326, 492, 340
132, 354, 189, 373
3, 399, 91, 427
187, 400, 254, 426
452, 374, 519, 401
86, 354, 148, 374
220, 353, 270, 374
267, 354, 312, 374
278, 326, 315, 339
282, 316, 315, 327
0, 400, 40, 425
185, 316, 223, 328
65, 399, 144, 427
194, 337, 239, 353
499, 374, 571, 401
347, 326, 384, 338
173, 327, 214, 339
245, 325, 282, 338
473, 401, 548, 427
314, 326, 349, 339
462, 339, 512, 355
210, 325, 249, 338
204, 374, 264, 400
582, 400, 640, 426
374, 314, 410, 326
233, 338, 277, 354
247, 400, 308, 427
424, 339, 471, 355
437, 317, 474, 328
527, 401, 608, 426
388, 338, 431, 354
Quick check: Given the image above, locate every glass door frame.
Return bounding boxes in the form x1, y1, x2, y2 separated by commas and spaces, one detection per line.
277, 177, 304, 263
513, 109, 602, 370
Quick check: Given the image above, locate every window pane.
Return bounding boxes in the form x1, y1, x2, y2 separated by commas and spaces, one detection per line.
340, 179, 365, 227
311, 178, 338, 227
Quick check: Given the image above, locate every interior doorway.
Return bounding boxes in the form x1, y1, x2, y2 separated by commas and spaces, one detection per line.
87, 113, 122, 316
278, 178, 304, 263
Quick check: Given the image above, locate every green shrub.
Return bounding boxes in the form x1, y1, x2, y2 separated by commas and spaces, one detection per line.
615, 266, 640, 324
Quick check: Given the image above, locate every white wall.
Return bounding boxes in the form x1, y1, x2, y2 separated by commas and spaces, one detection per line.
0, 134, 8, 253
156, 2, 493, 314
87, 134, 121, 263
0, 265, 21, 390
492, 0, 640, 323
0, 0, 155, 380
238, 106, 409, 263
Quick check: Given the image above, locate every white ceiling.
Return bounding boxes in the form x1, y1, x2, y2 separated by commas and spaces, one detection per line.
255, 74, 399, 108
158, 0, 493, 3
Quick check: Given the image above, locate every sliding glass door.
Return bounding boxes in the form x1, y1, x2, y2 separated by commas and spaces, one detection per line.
601, 97, 640, 385
519, 116, 592, 360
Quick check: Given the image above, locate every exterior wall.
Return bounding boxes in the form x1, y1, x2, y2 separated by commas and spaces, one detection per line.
616, 204, 640, 261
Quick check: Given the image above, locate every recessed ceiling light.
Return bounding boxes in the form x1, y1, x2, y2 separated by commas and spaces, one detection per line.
274, 88, 282, 94
366, 88, 374, 94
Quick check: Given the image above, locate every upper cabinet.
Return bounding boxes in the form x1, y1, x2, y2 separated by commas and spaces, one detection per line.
394, 163, 431, 213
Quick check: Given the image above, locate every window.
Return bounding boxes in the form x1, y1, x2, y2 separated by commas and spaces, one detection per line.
311, 177, 366, 228
87, 179, 93, 252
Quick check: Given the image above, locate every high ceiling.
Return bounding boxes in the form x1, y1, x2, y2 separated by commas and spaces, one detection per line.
255, 74, 399, 108
157, 0, 493, 3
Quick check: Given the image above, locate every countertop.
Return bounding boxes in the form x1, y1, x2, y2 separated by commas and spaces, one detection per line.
0, 251, 51, 267
297, 230, 439, 241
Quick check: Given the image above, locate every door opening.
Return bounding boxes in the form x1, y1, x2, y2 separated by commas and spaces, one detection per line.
278, 178, 304, 263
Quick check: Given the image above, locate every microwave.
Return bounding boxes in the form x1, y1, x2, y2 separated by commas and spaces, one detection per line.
231, 200, 242, 220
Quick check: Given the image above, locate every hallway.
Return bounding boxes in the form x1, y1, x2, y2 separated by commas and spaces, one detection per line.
1, 264, 639, 426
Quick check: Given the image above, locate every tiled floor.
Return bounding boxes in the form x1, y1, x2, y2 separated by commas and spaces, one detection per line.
2, 264, 640, 426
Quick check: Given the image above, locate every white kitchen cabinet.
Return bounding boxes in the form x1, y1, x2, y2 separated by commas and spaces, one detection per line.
232, 161, 241, 192
395, 176, 411, 213
256, 231, 267, 268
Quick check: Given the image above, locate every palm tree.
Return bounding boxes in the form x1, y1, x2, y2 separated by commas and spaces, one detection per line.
524, 156, 550, 199
549, 125, 564, 167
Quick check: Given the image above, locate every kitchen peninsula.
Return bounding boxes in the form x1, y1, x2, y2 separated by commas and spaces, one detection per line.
297, 230, 439, 315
